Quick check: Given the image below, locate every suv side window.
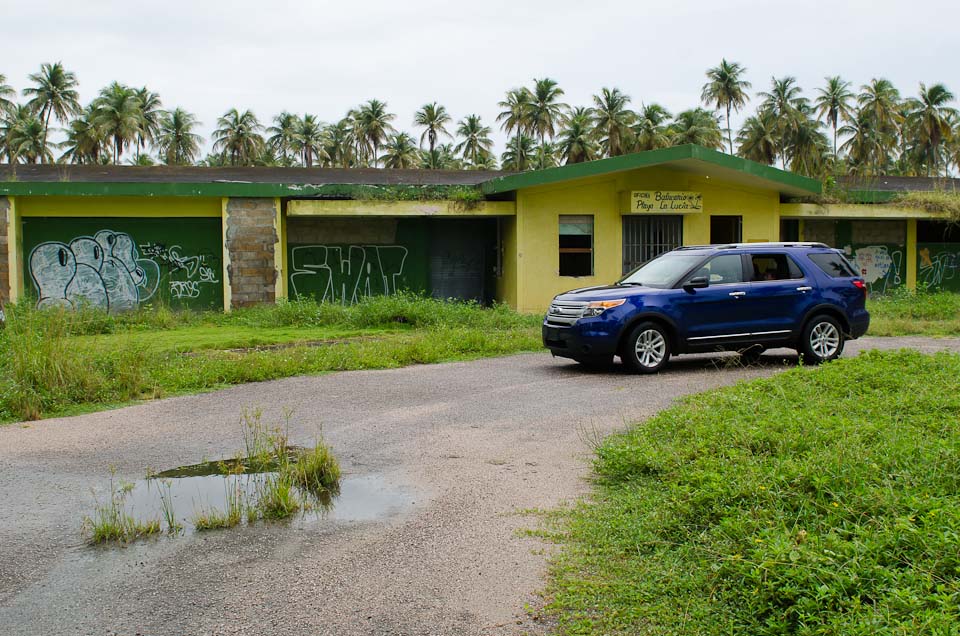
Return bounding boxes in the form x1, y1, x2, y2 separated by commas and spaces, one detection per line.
808, 252, 859, 278
750, 253, 804, 281
692, 253, 745, 285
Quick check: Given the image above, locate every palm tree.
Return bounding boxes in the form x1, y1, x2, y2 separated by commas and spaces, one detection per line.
356, 99, 395, 167
905, 83, 957, 176
669, 109, 723, 149
325, 118, 356, 168
785, 104, 830, 177
758, 76, 804, 168
471, 153, 499, 171
22, 62, 81, 162
293, 114, 328, 167
814, 76, 855, 156
133, 87, 163, 161
454, 114, 494, 167
701, 59, 752, 154
634, 103, 672, 151
6, 106, 52, 163
380, 132, 420, 168
413, 102, 452, 157
736, 109, 778, 165
839, 108, 893, 176
529, 78, 568, 148
156, 107, 202, 165
854, 79, 902, 174
92, 82, 141, 163
556, 106, 597, 164
212, 108, 265, 166
60, 105, 106, 164
500, 133, 536, 171
0, 74, 15, 116
531, 142, 559, 170
497, 88, 533, 170
267, 112, 300, 165
421, 144, 462, 170
593, 87, 634, 157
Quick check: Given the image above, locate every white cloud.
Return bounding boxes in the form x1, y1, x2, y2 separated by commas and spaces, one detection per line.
4, 0, 957, 158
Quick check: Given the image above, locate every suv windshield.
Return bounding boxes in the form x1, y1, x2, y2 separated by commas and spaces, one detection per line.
619, 251, 708, 288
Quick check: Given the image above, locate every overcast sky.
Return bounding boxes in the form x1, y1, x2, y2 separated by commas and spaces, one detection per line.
4, 0, 958, 158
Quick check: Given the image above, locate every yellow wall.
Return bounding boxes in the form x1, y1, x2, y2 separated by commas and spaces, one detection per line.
16, 196, 222, 218
6, 196, 22, 302
495, 216, 518, 308
507, 167, 781, 312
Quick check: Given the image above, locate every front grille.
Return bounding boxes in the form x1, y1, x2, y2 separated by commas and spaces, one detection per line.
546, 300, 587, 326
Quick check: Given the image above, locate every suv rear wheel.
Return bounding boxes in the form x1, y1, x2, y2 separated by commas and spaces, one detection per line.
622, 322, 671, 374
800, 315, 844, 365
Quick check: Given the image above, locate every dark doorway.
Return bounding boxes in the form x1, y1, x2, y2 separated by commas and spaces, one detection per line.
622, 215, 683, 273
780, 219, 800, 242
429, 219, 495, 303
710, 215, 742, 244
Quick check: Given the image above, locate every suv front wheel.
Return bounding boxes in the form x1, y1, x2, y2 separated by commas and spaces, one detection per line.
622, 322, 671, 374
800, 315, 844, 365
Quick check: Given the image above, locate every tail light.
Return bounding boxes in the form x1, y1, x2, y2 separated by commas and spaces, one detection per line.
852, 279, 867, 298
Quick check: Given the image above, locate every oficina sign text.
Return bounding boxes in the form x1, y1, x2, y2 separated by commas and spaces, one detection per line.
630, 191, 703, 213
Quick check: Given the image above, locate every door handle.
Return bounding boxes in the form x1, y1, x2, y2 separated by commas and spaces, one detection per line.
796, 286, 813, 292
729, 291, 746, 297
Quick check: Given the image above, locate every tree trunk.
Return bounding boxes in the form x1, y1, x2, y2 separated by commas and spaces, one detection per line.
726, 105, 733, 154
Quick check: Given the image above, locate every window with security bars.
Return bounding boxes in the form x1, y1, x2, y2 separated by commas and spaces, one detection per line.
559, 215, 593, 276
622, 215, 683, 274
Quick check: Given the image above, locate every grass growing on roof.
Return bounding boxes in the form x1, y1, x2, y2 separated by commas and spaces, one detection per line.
544, 349, 960, 634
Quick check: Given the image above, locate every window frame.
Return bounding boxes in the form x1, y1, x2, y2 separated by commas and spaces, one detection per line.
558, 214, 594, 277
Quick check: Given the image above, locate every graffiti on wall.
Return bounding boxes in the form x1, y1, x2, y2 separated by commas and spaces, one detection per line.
918, 243, 960, 292
289, 245, 408, 303
845, 244, 904, 293
29, 230, 220, 312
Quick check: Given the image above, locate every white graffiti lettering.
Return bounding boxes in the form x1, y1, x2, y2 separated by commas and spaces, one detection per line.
29, 231, 219, 312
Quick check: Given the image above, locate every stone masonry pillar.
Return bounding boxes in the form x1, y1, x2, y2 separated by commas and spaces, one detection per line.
224, 198, 280, 308
0, 197, 10, 307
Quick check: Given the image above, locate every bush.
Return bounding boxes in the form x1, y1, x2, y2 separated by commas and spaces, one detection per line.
548, 350, 960, 634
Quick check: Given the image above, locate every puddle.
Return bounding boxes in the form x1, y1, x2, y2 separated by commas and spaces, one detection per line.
112, 461, 415, 537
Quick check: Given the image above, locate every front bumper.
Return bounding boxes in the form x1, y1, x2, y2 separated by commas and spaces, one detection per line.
542, 323, 619, 360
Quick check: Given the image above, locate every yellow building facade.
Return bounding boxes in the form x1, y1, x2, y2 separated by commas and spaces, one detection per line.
1, 146, 955, 315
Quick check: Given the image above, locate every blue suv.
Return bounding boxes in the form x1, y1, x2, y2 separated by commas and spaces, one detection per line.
543, 243, 869, 373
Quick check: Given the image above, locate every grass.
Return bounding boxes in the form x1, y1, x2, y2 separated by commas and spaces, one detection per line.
83, 474, 162, 544
0, 294, 541, 422
867, 290, 960, 336
84, 410, 342, 543
544, 350, 960, 634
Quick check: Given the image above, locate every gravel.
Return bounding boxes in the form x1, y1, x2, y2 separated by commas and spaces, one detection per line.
1, 336, 958, 635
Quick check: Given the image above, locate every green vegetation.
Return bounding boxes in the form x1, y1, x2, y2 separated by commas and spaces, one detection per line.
85, 410, 340, 542
0, 295, 540, 422
895, 190, 960, 223
867, 290, 960, 336
545, 350, 960, 634
2, 62, 958, 177
83, 473, 161, 544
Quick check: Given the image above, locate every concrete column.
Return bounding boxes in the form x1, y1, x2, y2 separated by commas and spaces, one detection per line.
906, 218, 918, 290
0, 197, 9, 306
224, 197, 281, 308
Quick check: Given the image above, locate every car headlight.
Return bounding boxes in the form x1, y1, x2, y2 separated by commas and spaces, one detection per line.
581, 298, 626, 317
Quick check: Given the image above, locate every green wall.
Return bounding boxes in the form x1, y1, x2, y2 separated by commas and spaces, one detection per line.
287, 219, 430, 302
917, 243, 960, 292
22, 217, 223, 311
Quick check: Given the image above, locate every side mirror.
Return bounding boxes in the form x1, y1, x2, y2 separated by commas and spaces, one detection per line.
682, 276, 709, 291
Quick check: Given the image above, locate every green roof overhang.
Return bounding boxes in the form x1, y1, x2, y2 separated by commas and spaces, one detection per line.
480, 144, 822, 197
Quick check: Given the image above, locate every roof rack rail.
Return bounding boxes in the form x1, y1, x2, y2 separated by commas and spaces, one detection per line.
676, 242, 829, 250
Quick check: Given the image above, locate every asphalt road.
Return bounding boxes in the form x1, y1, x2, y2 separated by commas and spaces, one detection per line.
1, 337, 959, 635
